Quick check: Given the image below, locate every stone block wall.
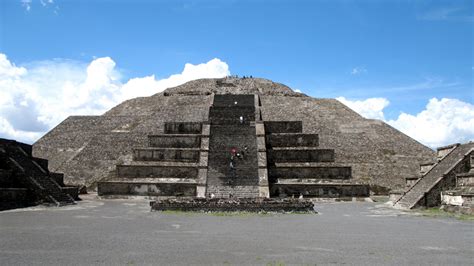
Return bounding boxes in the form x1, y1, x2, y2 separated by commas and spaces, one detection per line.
272, 184, 369, 198
164, 122, 202, 134
269, 166, 352, 180
116, 165, 198, 179
98, 121, 207, 197
98, 182, 196, 197
148, 135, 201, 148
418, 152, 471, 208
268, 149, 335, 163
266, 133, 319, 147
260, 95, 435, 191
133, 148, 200, 162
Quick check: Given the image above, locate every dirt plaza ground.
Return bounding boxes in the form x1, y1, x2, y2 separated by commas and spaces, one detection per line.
1, 195, 472, 265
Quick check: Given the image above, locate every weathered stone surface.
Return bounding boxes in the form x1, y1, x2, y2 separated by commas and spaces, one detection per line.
1, 138, 78, 210
266, 133, 319, 147
150, 197, 315, 212
268, 148, 335, 163
206, 95, 260, 198
98, 180, 196, 196
260, 96, 434, 190
394, 143, 473, 209
148, 135, 201, 148
164, 122, 202, 134
272, 183, 369, 198
133, 148, 200, 162
33, 77, 435, 191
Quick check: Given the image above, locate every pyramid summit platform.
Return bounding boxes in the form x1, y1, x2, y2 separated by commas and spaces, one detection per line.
33, 77, 435, 199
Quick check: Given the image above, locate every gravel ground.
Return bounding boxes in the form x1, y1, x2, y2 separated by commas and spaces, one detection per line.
0, 195, 473, 265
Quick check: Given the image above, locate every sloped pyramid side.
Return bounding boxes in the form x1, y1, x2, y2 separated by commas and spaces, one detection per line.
260, 95, 434, 190
33, 78, 435, 191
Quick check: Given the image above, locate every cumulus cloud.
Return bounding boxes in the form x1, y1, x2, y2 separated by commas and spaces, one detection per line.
0, 53, 229, 143
338, 96, 474, 148
336, 97, 389, 120
387, 98, 474, 148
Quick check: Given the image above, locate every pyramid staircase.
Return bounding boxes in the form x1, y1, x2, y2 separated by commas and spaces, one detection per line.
1, 139, 76, 209
393, 142, 474, 209
97, 122, 208, 197
264, 121, 369, 198
206, 94, 261, 198
97, 94, 369, 199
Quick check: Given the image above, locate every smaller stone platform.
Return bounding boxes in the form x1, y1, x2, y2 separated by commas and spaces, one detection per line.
150, 198, 315, 213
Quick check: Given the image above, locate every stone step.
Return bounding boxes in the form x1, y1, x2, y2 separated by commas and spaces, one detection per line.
276, 178, 362, 185
133, 148, 200, 162
116, 164, 199, 179
267, 148, 335, 163
208, 153, 257, 161
32, 157, 49, 172
206, 94, 261, 196
206, 185, 260, 198
97, 180, 196, 197
264, 121, 302, 134
104, 177, 197, 183
271, 183, 369, 198
164, 122, 202, 134
148, 134, 201, 148
209, 112, 255, 124
269, 165, 352, 180
210, 125, 255, 134
209, 107, 255, 121
266, 133, 319, 147
5, 145, 75, 205
212, 94, 255, 107
50, 172, 65, 186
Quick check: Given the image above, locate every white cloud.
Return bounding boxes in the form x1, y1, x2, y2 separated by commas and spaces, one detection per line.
0, 53, 229, 143
21, 0, 55, 11
40, 0, 54, 6
387, 98, 474, 148
21, 0, 32, 11
337, 97, 389, 120
338, 96, 474, 148
351, 67, 367, 75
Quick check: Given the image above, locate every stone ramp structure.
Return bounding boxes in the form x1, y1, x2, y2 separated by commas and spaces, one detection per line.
1, 139, 77, 210
394, 142, 474, 209
33, 77, 435, 195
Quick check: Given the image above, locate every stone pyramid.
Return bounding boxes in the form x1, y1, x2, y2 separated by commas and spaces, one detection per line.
33, 77, 435, 198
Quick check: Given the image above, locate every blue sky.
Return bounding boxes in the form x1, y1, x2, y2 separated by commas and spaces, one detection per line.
0, 0, 473, 147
